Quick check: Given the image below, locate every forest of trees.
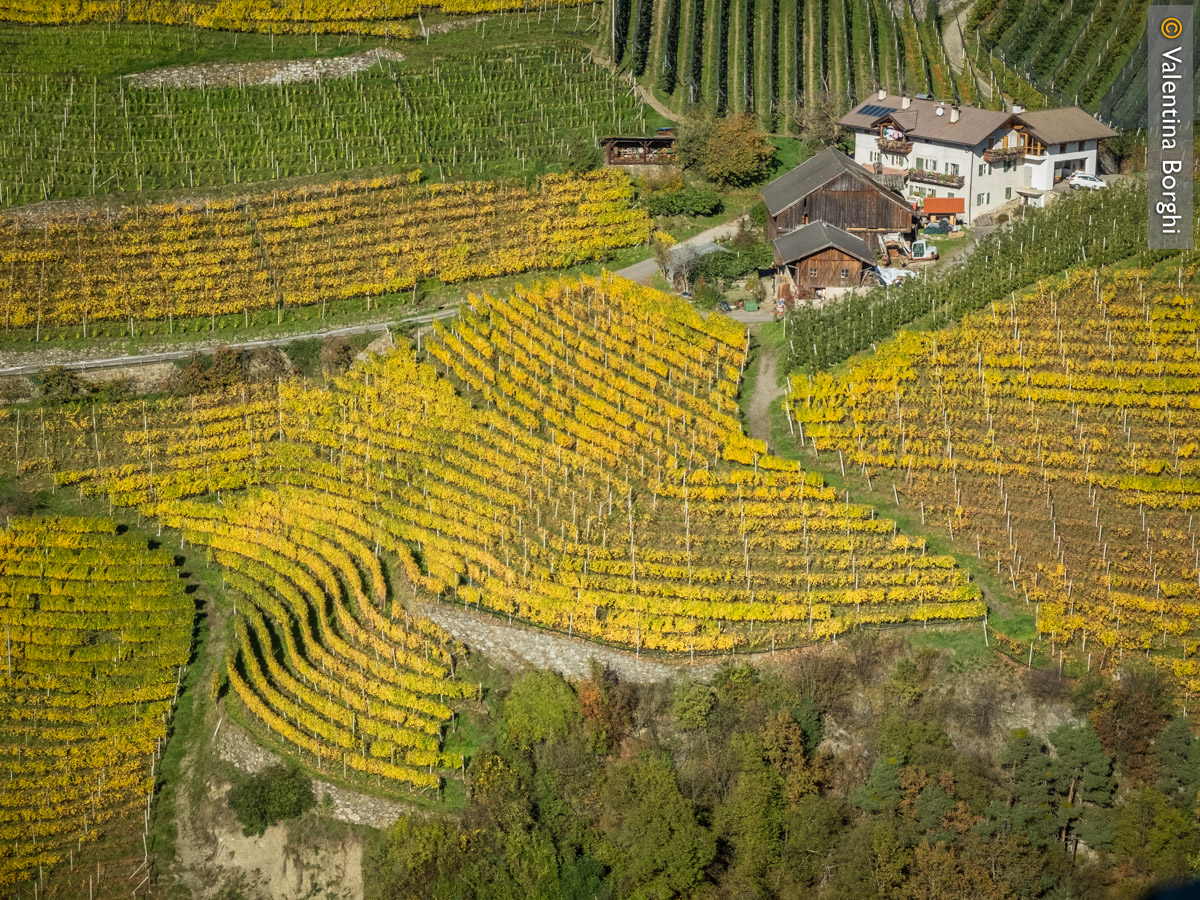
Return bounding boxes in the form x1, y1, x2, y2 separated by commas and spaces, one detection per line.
366, 638, 1200, 900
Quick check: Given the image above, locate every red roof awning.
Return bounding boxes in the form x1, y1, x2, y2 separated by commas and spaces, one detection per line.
923, 197, 965, 214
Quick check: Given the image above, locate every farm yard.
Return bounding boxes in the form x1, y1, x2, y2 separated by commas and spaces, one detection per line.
0, 1, 1198, 899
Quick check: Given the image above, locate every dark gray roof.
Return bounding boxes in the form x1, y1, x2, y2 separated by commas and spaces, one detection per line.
772, 222, 875, 266
760, 147, 914, 218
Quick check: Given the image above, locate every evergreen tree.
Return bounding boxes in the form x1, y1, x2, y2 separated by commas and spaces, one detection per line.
1154, 717, 1200, 809
1114, 788, 1196, 880
851, 755, 905, 814
718, 733, 784, 894
598, 753, 717, 899
983, 729, 1057, 846
1049, 723, 1116, 849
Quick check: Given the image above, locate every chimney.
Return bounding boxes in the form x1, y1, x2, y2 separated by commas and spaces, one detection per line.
878, 88, 887, 101
874, 161, 884, 174
901, 96, 911, 110
949, 105, 960, 124
1012, 103, 1025, 114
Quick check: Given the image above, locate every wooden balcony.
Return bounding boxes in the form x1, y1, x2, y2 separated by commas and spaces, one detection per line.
908, 168, 965, 189
983, 146, 1026, 164
877, 137, 913, 155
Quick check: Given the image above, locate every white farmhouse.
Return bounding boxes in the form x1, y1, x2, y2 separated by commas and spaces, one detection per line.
838, 93, 1118, 223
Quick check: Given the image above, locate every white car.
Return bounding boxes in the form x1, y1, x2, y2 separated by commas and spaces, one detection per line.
1068, 172, 1107, 190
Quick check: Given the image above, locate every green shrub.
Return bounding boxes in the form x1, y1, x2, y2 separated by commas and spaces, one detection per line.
39, 367, 87, 403
694, 241, 774, 282
228, 765, 316, 836
284, 338, 322, 376
693, 282, 724, 309
750, 200, 768, 230
644, 185, 723, 217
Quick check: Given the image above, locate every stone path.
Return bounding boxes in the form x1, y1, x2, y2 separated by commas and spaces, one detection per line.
216, 722, 410, 830
613, 216, 750, 285
0, 306, 457, 374
419, 601, 720, 683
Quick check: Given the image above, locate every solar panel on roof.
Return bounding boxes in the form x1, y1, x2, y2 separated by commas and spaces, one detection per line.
859, 104, 897, 118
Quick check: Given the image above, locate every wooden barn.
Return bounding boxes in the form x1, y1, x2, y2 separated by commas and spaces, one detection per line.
761, 147, 917, 251
773, 221, 876, 290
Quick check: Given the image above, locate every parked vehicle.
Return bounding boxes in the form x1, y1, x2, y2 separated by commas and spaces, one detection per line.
718, 300, 732, 312
1068, 172, 1107, 191
882, 232, 939, 263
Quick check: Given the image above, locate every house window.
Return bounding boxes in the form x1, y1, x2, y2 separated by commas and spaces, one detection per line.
946, 162, 959, 176
841, 268, 850, 279
1005, 186, 1012, 200
915, 156, 926, 170
928, 190, 936, 198
870, 150, 880, 162
978, 163, 985, 176
808, 266, 818, 278
1059, 143, 1067, 153
976, 192, 990, 206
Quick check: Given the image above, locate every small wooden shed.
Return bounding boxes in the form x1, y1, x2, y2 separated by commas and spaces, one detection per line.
773, 221, 876, 290
599, 134, 676, 165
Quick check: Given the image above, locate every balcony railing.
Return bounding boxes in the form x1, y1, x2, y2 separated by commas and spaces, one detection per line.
907, 168, 965, 189
877, 137, 913, 155
983, 146, 1026, 164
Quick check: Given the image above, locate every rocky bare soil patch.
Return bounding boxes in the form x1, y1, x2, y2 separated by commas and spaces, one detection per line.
125, 47, 407, 90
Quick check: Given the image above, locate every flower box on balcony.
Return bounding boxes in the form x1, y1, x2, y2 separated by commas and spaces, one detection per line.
877, 137, 913, 155
907, 168, 965, 189
982, 146, 1026, 164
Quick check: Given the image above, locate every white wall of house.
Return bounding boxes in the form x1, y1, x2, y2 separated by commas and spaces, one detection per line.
1028, 140, 1099, 191
849, 130, 1099, 222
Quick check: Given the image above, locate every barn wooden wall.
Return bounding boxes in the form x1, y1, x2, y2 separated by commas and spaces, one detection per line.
784, 248, 865, 288
768, 173, 915, 248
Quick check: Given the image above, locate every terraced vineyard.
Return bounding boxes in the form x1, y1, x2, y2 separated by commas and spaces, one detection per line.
0, 168, 649, 336
620, 0, 1026, 126
968, 0, 1191, 127
789, 267, 1200, 695
157, 491, 470, 789
7, 276, 983, 666
0, 0, 590, 33
0, 516, 191, 895
0, 43, 644, 207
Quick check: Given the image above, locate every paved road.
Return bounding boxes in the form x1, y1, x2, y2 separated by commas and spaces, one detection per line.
0, 306, 461, 377
613, 215, 751, 284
